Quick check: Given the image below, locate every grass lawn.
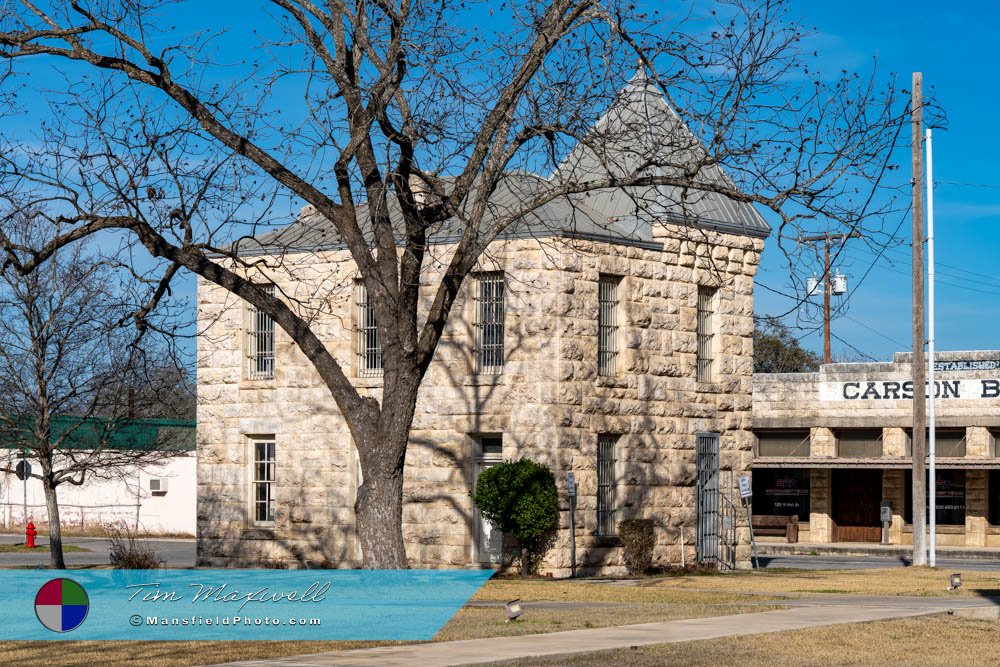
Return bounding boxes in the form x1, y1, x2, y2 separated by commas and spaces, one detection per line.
490, 613, 1000, 666
0, 543, 86, 553
635, 565, 1000, 598
0, 528, 195, 539
0, 568, 996, 666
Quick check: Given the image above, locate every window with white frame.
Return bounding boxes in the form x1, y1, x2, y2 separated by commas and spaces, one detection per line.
696, 286, 716, 382
251, 438, 276, 525
596, 434, 618, 536
598, 275, 620, 376
474, 272, 505, 374
356, 282, 382, 377
247, 285, 276, 380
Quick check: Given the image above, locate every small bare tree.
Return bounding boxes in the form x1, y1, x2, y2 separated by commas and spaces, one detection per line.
0, 0, 908, 567
0, 213, 182, 567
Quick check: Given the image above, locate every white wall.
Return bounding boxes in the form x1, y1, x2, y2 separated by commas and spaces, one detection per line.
0, 454, 196, 535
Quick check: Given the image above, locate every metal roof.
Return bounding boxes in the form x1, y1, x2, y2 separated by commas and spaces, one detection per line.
243, 72, 770, 255
553, 69, 771, 239
0, 416, 196, 452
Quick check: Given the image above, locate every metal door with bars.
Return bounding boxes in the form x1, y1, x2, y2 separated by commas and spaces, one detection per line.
696, 433, 720, 563
696, 432, 740, 569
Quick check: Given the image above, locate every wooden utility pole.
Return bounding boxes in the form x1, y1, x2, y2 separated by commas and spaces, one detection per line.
911, 72, 927, 566
798, 232, 861, 364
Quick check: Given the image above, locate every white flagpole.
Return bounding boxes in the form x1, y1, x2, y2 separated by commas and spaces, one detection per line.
926, 127, 936, 568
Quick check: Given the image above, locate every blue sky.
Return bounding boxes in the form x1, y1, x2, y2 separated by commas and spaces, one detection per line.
4, 0, 994, 364
753, 1, 1000, 361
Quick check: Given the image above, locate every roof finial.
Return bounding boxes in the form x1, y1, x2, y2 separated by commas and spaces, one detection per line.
628, 59, 652, 90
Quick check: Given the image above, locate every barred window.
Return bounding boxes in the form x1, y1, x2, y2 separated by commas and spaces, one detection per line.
247, 285, 275, 380
252, 438, 276, 525
696, 286, 716, 382
598, 275, 620, 376
474, 272, 505, 374
597, 434, 618, 536
356, 282, 382, 377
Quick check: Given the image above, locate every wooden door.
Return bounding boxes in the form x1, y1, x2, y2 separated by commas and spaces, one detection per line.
832, 469, 882, 542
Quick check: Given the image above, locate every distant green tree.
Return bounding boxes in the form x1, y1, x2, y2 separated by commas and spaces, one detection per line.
472, 458, 559, 576
753, 316, 822, 373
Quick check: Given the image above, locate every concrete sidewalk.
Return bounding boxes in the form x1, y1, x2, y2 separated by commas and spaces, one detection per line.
756, 540, 1000, 561
206, 594, 997, 667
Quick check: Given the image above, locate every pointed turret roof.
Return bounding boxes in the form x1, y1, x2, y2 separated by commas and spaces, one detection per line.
554, 69, 770, 238
244, 71, 768, 255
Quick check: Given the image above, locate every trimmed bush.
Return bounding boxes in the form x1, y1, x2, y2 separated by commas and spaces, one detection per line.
472, 458, 559, 575
619, 518, 655, 575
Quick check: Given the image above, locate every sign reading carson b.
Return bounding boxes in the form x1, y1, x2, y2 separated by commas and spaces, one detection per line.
820, 379, 1000, 401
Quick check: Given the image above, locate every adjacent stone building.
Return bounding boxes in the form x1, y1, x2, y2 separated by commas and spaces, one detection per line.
196, 73, 769, 574
753, 351, 1000, 546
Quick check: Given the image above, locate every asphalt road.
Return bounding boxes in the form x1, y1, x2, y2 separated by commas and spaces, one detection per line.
0, 534, 196, 568
757, 553, 1000, 571
1, 535, 997, 571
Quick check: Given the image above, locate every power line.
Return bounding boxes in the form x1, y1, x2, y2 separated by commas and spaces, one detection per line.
841, 314, 911, 351
831, 332, 878, 362
935, 180, 1000, 189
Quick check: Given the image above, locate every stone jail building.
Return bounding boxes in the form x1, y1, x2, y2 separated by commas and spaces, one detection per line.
196, 74, 769, 574
753, 351, 1000, 546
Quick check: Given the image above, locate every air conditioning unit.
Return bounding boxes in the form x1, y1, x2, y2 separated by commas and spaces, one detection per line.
149, 478, 168, 495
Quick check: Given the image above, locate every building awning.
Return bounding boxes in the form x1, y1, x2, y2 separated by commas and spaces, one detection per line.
751, 457, 1000, 470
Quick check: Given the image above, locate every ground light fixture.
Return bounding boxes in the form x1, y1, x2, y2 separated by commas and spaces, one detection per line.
949, 573, 962, 591
504, 599, 524, 621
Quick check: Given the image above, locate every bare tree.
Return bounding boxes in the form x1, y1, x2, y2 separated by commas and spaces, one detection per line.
0, 0, 907, 567
0, 213, 181, 567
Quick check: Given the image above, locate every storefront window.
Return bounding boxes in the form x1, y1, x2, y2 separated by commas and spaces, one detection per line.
751, 469, 809, 520
836, 430, 883, 457
904, 470, 966, 526
905, 429, 967, 457
755, 431, 810, 457
988, 471, 1000, 525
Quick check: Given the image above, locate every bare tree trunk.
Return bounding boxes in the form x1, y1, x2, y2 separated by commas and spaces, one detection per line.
355, 464, 407, 569
42, 479, 65, 569
354, 368, 420, 569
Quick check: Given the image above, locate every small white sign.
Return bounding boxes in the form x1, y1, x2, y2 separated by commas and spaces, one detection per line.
566, 472, 576, 497
738, 475, 752, 499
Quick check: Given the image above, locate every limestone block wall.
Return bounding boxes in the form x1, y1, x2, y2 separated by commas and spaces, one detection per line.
883, 469, 906, 543
809, 469, 832, 542
197, 224, 763, 573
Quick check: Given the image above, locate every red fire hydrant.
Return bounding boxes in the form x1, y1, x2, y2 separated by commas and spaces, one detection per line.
25, 521, 37, 549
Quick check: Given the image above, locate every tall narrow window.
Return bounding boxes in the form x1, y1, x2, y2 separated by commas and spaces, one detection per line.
696, 286, 716, 382
597, 434, 618, 536
474, 272, 505, 374
252, 438, 276, 525
356, 282, 382, 377
247, 285, 275, 380
598, 275, 620, 376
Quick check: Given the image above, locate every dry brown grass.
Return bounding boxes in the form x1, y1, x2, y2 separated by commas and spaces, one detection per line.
491, 614, 1000, 666
3, 569, 991, 666
0, 543, 86, 553
0, 579, 783, 666
472, 578, 785, 605
638, 566, 1000, 598
435, 603, 778, 641
0, 640, 386, 667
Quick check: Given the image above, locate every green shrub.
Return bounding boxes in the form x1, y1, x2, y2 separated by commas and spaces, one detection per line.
619, 518, 655, 575
472, 458, 559, 575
